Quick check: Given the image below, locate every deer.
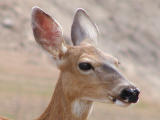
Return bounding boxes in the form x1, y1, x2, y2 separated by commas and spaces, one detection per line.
0, 6, 140, 120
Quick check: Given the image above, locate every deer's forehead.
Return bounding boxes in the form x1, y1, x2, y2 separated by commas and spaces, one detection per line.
67, 46, 117, 64
67, 45, 102, 59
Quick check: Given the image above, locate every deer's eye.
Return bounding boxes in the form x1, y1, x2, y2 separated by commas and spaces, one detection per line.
78, 62, 93, 71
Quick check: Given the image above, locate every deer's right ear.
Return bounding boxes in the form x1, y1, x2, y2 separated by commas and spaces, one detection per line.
31, 7, 67, 59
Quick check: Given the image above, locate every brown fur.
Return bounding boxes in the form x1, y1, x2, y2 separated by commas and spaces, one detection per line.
0, 117, 8, 120
37, 74, 92, 120
0, 7, 139, 120
35, 44, 134, 120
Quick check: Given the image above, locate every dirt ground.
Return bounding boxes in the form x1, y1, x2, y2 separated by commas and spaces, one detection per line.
0, 0, 160, 120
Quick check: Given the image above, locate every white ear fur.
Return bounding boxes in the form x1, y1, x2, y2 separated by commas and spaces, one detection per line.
71, 8, 99, 46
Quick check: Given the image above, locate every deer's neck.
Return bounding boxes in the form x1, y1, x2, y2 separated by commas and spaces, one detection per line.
37, 75, 93, 120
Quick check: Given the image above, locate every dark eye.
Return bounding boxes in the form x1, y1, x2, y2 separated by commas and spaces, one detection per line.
78, 62, 94, 71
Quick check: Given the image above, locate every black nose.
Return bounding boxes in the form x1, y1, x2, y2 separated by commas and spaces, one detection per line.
120, 88, 140, 103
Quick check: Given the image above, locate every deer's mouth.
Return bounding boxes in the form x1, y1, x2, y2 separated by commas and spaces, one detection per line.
108, 96, 131, 107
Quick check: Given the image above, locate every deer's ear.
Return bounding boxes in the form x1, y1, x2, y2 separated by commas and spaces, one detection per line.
31, 7, 67, 58
71, 8, 99, 46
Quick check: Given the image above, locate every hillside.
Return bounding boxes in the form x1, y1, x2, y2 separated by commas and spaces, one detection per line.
0, 0, 160, 119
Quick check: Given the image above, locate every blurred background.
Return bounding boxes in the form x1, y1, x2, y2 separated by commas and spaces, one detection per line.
0, 0, 160, 119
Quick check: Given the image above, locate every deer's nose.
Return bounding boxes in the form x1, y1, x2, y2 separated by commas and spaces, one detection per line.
120, 88, 140, 103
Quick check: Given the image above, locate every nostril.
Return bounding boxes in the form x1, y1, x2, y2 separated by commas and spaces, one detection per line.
133, 89, 140, 96
120, 88, 133, 100
120, 88, 140, 103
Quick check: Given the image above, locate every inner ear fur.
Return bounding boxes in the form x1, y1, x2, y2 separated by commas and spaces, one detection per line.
71, 8, 99, 46
31, 6, 66, 58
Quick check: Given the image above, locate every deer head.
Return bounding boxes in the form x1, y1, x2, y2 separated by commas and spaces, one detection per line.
31, 7, 140, 108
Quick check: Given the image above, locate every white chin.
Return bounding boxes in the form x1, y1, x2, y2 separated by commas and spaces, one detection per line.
115, 99, 129, 107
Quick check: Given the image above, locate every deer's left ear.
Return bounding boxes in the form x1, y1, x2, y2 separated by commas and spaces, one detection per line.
71, 8, 99, 46
31, 6, 67, 59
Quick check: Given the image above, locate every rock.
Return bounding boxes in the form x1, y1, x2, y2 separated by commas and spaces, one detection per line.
2, 18, 14, 29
